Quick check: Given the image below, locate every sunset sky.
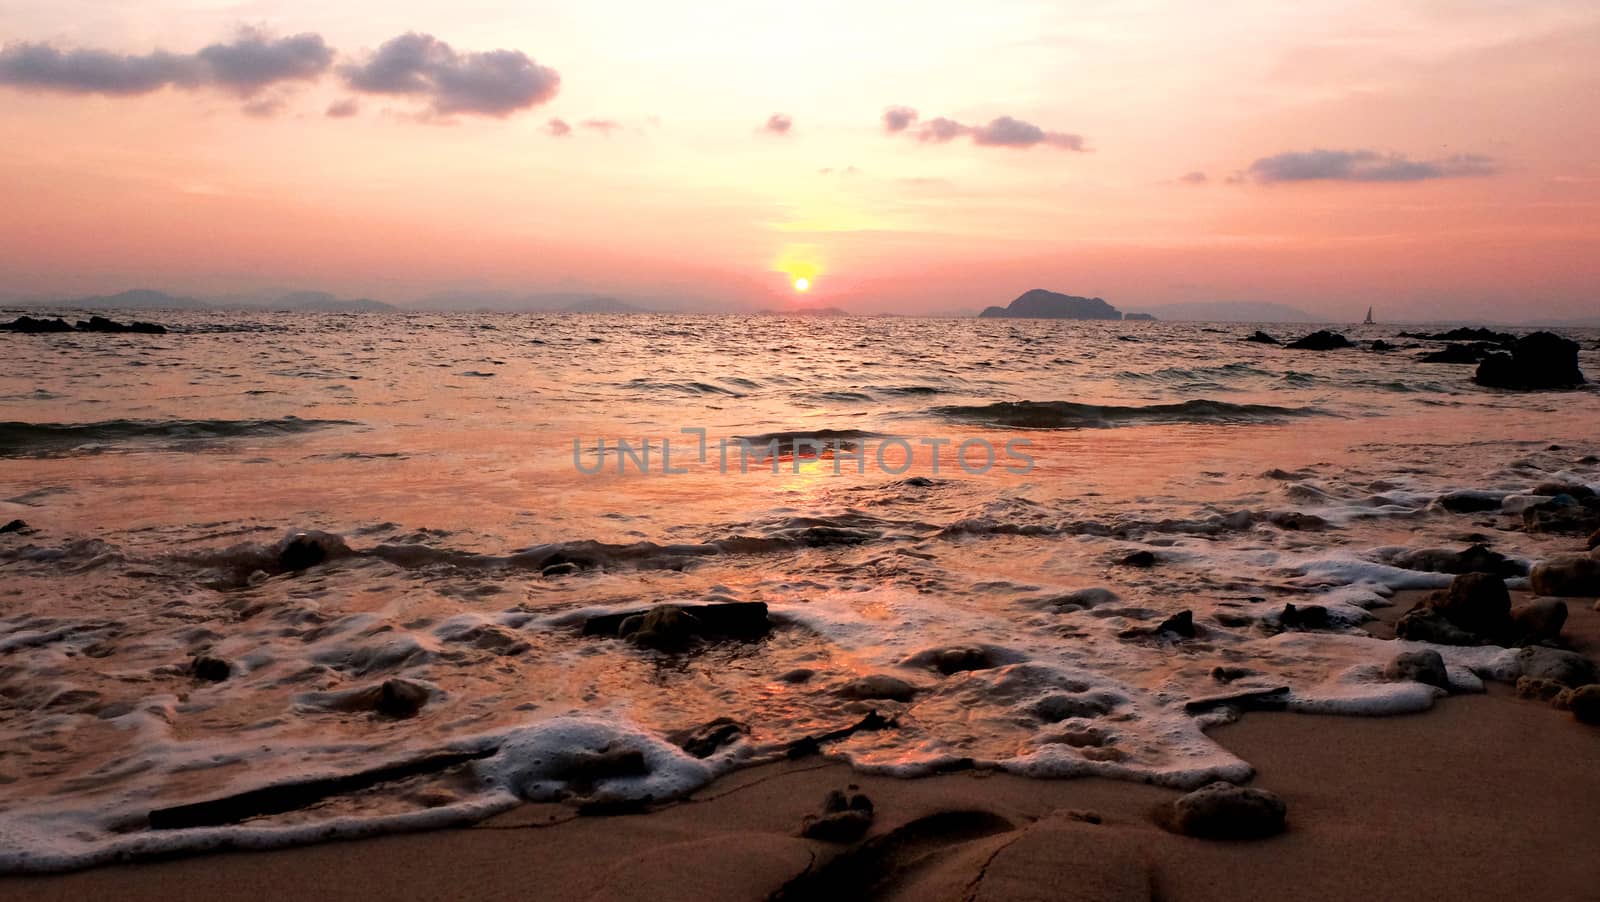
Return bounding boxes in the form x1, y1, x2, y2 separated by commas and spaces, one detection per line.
2, 1, 1597, 319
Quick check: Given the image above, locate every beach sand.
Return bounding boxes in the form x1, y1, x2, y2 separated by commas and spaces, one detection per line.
5, 594, 1597, 901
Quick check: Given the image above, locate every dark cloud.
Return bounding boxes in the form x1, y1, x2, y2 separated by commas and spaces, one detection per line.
1178, 170, 1208, 185
882, 105, 918, 132
580, 118, 621, 135
341, 32, 559, 117
1247, 149, 1498, 183
240, 95, 287, 118
547, 117, 572, 136
970, 115, 1084, 150
326, 97, 360, 118
764, 113, 792, 134
0, 29, 330, 97
896, 112, 1084, 151
916, 116, 968, 143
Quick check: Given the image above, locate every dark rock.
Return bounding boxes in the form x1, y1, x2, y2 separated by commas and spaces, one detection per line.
541, 562, 580, 577
836, 675, 917, 702
1, 315, 74, 333
1394, 606, 1481, 646
1427, 572, 1512, 639
1286, 330, 1354, 351
76, 315, 167, 334
800, 790, 875, 842
1265, 511, 1328, 531
546, 746, 650, 786
904, 646, 1002, 675
1420, 342, 1494, 364
1278, 603, 1330, 631
1410, 327, 1516, 344
667, 717, 748, 758
583, 601, 772, 649
1119, 550, 1157, 567
1157, 610, 1196, 638
1473, 331, 1586, 390
374, 678, 430, 718
1033, 692, 1115, 721
1437, 491, 1505, 513
1184, 686, 1289, 714
1384, 650, 1449, 689
278, 533, 332, 571
0, 519, 27, 534
620, 605, 698, 651
978, 289, 1122, 320
1368, 340, 1393, 351
1529, 554, 1600, 597
1522, 498, 1600, 535
1391, 543, 1525, 578
190, 655, 231, 682
1533, 482, 1595, 500
1589, 528, 1600, 551
778, 668, 816, 683
1515, 647, 1596, 687
1557, 685, 1600, 725
1211, 666, 1259, 683
1243, 331, 1281, 345
1163, 782, 1287, 840
1508, 598, 1567, 645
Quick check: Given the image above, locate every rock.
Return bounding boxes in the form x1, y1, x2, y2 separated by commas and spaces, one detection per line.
1163, 782, 1287, 840
1119, 550, 1157, 567
1473, 331, 1586, 390
0, 519, 27, 534
620, 605, 698, 651
1391, 543, 1524, 577
1393, 606, 1481, 646
1, 315, 74, 333
1157, 610, 1196, 638
1515, 676, 1568, 702
1533, 482, 1595, 500
904, 646, 1002, 675
1588, 528, 1600, 550
277, 532, 346, 572
1243, 331, 1281, 345
1427, 573, 1512, 639
1508, 598, 1567, 645
836, 675, 917, 702
547, 746, 650, 787
1286, 330, 1354, 351
1369, 340, 1393, 351
75, 315, 167, 334
1437, 491, 1505, 513
1384, 650, 1449, 689
1183, 686, 1290, 714
800, 789, 874, 842
541, 562, 580, 577
1522, 498, 1600, 535
1515, 647, 1596, 687
978, 289, 1122, 320
190, 655, 231, 682
777, 668, 816, 683
1279, 603, 1331, 631
1420, 343, 1492, 364
667, 718, 748, 758
1403, 326, 1516, 344
374, 678, 430, 718
1211, 666, 1259, 683
1529, 555, 1600, 597
1557, 685, 1600, 725
1033, 692, 1116, 721
1264, 511, 1327, 531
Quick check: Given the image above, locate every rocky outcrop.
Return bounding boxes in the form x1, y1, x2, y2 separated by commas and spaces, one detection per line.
1473, 331, 1585, 390
1384, 650, 1449, 689
1162, 782, 1287, 839
1394, 573, 1515, 645
836, 674, 918, 702
1286, 330, 1354, 350
1391, 544, 1524, 578
1515, 647, 1595, 687
2, 315, 167, 334
583, 601, 772, 651
1523, 498, 1600, 535
1508, 599, 1568, 645
1243, 331, 1281, 345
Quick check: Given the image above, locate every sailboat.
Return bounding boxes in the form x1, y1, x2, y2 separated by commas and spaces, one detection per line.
1362, 306, 1374, 325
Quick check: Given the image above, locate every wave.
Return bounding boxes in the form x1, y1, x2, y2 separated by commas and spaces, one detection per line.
0, 417, 357, 456
930, 399, 1324, 429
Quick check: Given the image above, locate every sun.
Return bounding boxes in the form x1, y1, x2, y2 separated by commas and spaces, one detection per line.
793, 277, 810, 292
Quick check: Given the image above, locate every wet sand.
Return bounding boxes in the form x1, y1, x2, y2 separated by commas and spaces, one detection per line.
7, 598, 1597, 902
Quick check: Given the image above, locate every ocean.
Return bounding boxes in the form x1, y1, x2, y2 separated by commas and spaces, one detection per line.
1, 311, 1596, 869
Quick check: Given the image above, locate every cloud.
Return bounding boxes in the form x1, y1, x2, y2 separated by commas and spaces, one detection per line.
1247, 149, 1499, 183
0, 28, 331, 97
1178, 170, 1208, 185
894, 111, 1085, 151
882, 105, 918, 132
547, 117, 572, 136
970, 115, 1084, 150
326, 98, 360, 118
580, 118, 621, 135
764, 113, 792, 135
240, 95, 287, 118
341, 32, 559, 117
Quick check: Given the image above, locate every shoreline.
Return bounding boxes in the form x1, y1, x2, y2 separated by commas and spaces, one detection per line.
6, 595, 1597, 900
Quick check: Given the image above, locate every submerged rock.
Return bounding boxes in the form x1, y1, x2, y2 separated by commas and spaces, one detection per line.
277, 531, 350, 572
374, 678, 430, 718
836, 675, 917, 702
1163, 782, 1287, 840
1522, 498, 1600, 535
1384, 650, 1449, 690
1420, 343, 1493, 364
1437, 491, 1505, 513
667, 717, 748, 758
1119, 550, 1157, 568
1278, 603, 1331, 631
0, 519, 28, 534
1473, 331, 1586, 390
620, 605, 698, 651
190, 655, 231, 682
1286, 330, 1354, 351
1158, 610, 1196, 638
903, 645, 1006, 675
1243, 331, 1281, 345
1529, 555, 1600, 597
1, 315, 74, 333
584, 601, 772, 651
1392, 543, 1524, 578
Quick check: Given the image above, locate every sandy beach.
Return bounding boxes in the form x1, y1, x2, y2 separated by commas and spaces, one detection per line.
6, 593, 1596, 902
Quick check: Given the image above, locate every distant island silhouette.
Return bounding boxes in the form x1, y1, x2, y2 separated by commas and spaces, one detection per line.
978, 289, 1146, 320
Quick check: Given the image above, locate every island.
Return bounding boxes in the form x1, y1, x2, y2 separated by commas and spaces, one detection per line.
978, 289, 1124, 320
